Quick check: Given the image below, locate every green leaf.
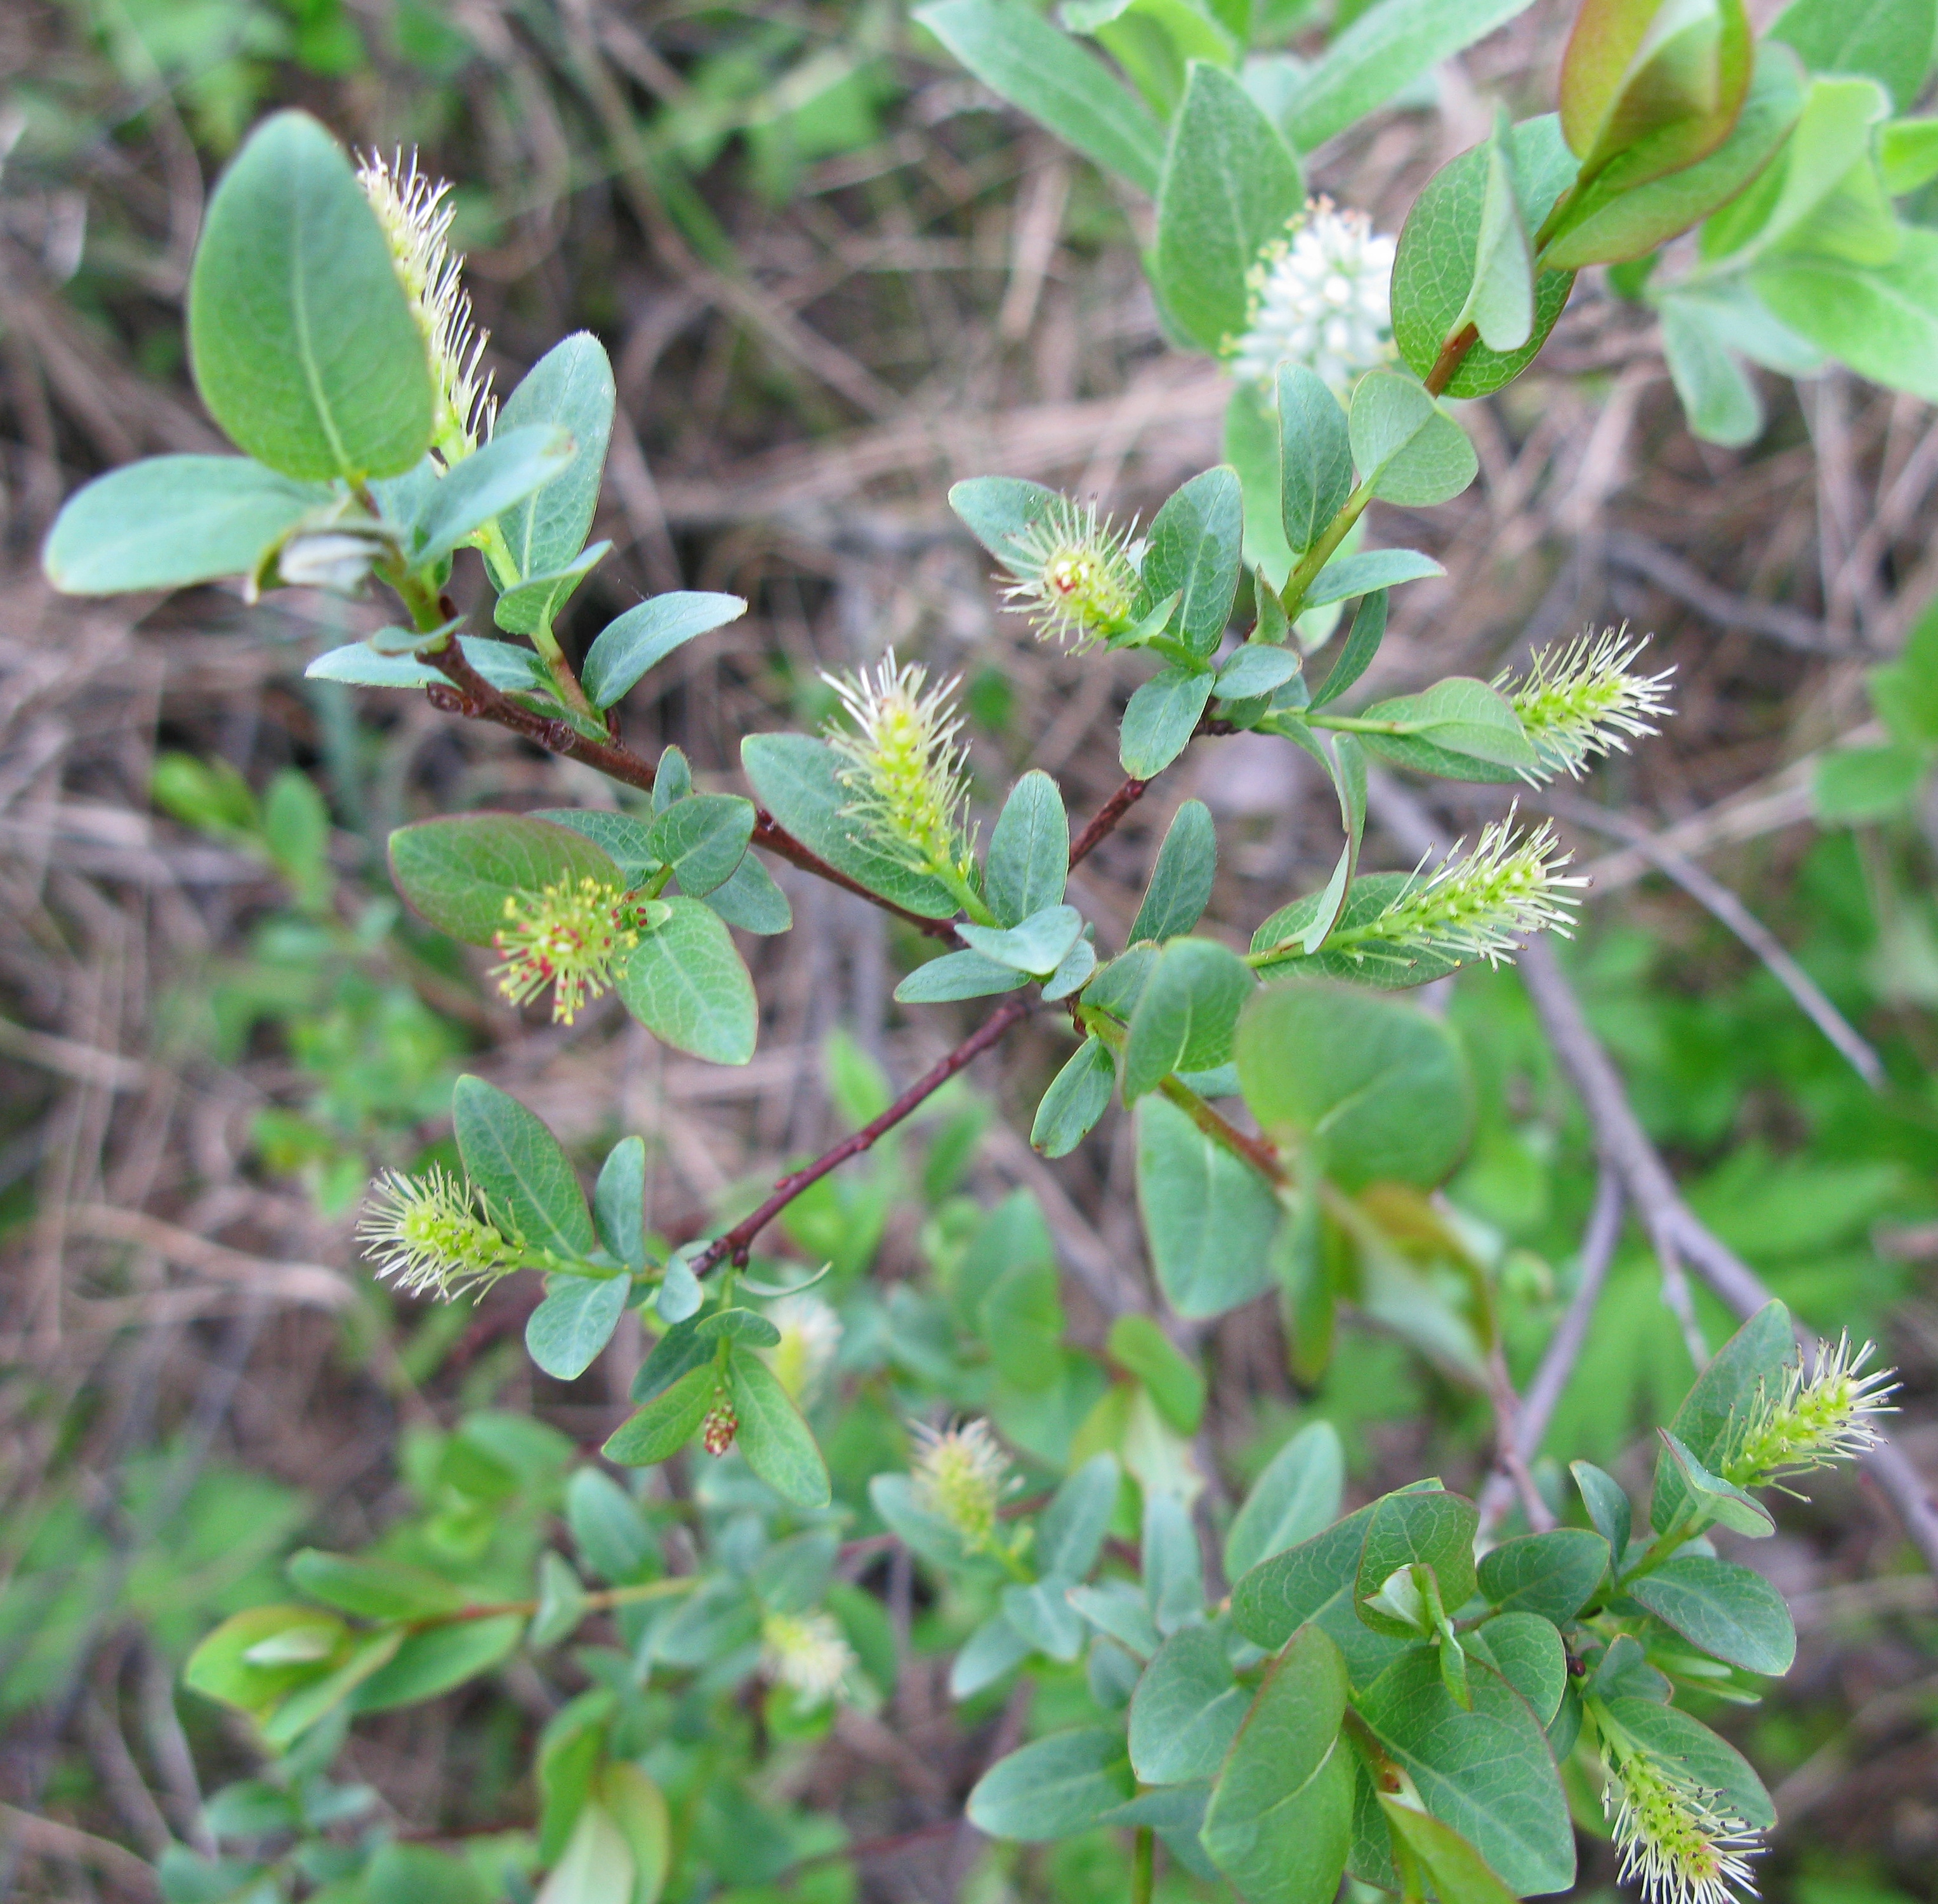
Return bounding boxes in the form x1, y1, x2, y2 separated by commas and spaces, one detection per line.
1123, 937, 1255, 1100
581, 593, 748, 710
1121, 667, 1216, 777
1217, 645, 1303, 699
493, 542, 610, 637
728, 1349, 831, 1507
452, 1073, 596, 1259
1308, 591, 1388, 710
1039, 1454, 1122, 1578
1067, 1580, 1161, 1660
1277, 366, 1353, 558
183, 1606, 348, 1716
965, 1728, 1137, 1841
1279, 0, 1539, 152
617, 897, 757, 1065
600, 1763, 669, 1904
1592, 1633, 1672, 1703
1599, 1696, 1774, 1828
348, 1615, 523, 1715
1465, 1613, 1566, 1724
958, 904, 1084, 976
1107, 1312, 1206, 1434
258, 1630, 404, 1747
1651, 1299, 1795, 1531
1771, 0, 1937, 111
1354, 1490, 1479, 1637
1135, 1093, 1279, 1317
1453, 113, 1537, 353
1571, 1461, 1633, 1557
1229, 384, 1298, 590
1001, 1578, 1084, 1660
492, 333, 616, 586
1544, 44, 1805, 269
305, 643, 445, 688
1355, 676, 1541, 783
741, 732, 960, 917
951, 1612, 1036, 1696
914, 0, 1165, 192
406, 426, 575, 567
604, 1363, 716, 1465
1655, 1429, 1777, 1538
567, 1467, 656, 1582
1229, 1487, 1421, 1650
1129, 800, 1216, 944
1357, 1650, 1575, 1894
594, 1137, 647, 1269
701, 852, 793, 934
895, 948, 1031, 1003
460, 636, 552, 697
1867, 603, 1938, 743
1143, 1489, 1205, 1631
1236, 982, 1473, 1191
949, 475, 1061, 562
1627, 1554, 1796, 1672
1814, 741, 1927, 819
389, 812, 623, 946
1154, 65, 1303, 352
1303, 548, 1444, 609
1347, 372, 1479, 507
529, 1552, 590, 1650
1476, 1528, 1610, 1622
986, 770, 1069, 927
531, 809, 659, 883
1201, 1625, 1353, 1904
1755, 225, 1938, 402
981, 1253, 1065, 1392
288, 1549, 463, 1620
1065, 0, 1237, 119
1376, 1800, 1520, 1904
1129, 1625, 1249, 1783
1032, 1036, 1117, 1157
1880, 116, 1938, 195
646, 793, 754, 898
1659, 294, 1764, 447
1224, 1422, 1345, 1581
1141, 468, 1248, 656
188, 112, 432, 480
526, 1273, 630, 1381
43, 457, 333, 595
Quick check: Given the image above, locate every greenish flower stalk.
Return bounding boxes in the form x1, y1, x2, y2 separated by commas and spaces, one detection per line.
1599, 1724, 1760, 1904
1723, 1334, 1896, 1491
357, 1165, 524, 1299
1315, 811, 1586, 968
823, 652, 984, 911
998, 497, 1142, 648
760, 1610, 855, 1710
357, 148, 494, 464
1494, 626, 1675, 783
490, 876, 647, 1025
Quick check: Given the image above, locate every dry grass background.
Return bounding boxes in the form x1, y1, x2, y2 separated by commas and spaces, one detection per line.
3, 0, 1937, 1898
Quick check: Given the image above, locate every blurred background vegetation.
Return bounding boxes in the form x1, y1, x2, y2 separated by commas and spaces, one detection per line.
1, 1, 1936, 1899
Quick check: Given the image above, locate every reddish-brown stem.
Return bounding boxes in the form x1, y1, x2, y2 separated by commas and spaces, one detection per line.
692, 993, 1032, 1274
1425, 323, 1478, 398
1069, 774, 1148, 866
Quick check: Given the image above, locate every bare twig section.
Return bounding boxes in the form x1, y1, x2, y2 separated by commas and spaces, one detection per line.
1478, 1169, 1625, 1536
0, 1802, 158, 1896
1515, 939, 1938, 1575
1069, 775, 1148, 868
692, 995, 1032, 1274
1603, 530, 1835, 654
63, 1205, 353, 1311
0, 1015, 145, 1091
1551, 791, 1885, 1088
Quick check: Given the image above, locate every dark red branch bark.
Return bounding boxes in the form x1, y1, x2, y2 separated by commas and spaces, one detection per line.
1069, 774, 1148, 867
692, 993, 1032, 1274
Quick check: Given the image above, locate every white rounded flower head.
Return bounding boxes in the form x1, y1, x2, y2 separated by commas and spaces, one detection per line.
357, 149, 496, 463
760, 1609, 855, 1710
1227, 198, 1397, 395
764, 1292, 843, 1402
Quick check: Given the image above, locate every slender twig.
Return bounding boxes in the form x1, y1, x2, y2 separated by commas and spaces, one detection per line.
691, 994, 1032, 1274
1515, 937, 1938, 1576
1477, 1169, 1625, 1536
1549, 791, 1885, 1088
1069, 774, 1147, 867
1425, 323, 1479, 398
